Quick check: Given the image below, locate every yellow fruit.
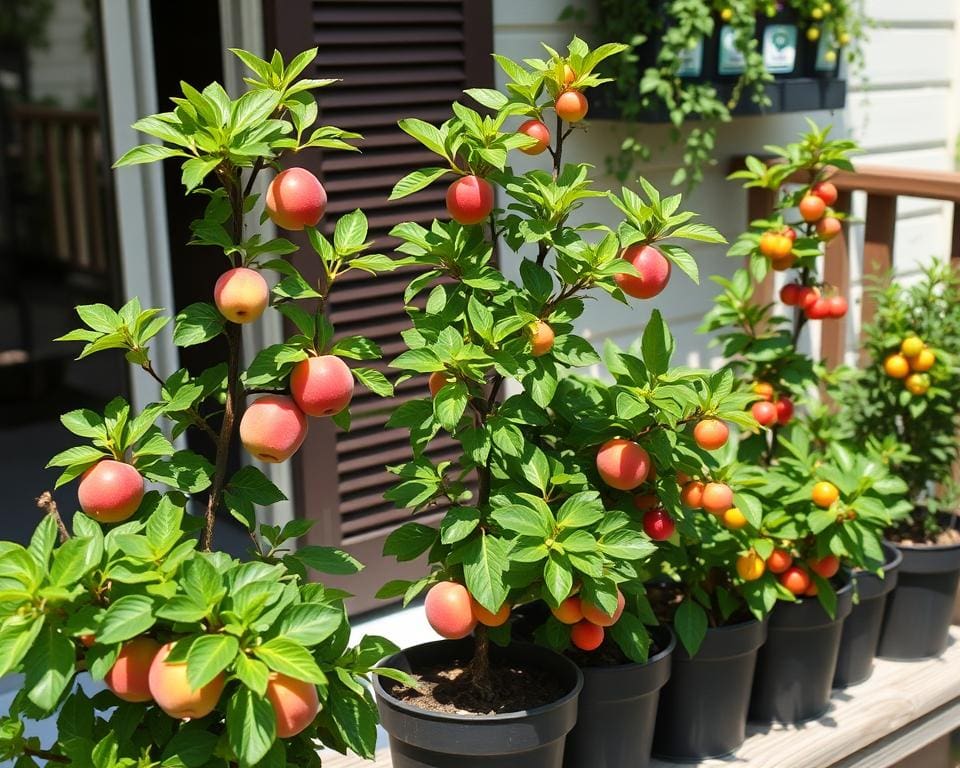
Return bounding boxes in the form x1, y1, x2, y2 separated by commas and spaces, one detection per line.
839, 32, 851, 45
811, 8, 823, 19
910, 349, 935, 372
883, 354, 910, 379
822, 2, 832, 11
722, 507, 748, 530
905, 373, 930, 396
812, 481, 839, 509
900, 336, 924, 358
737, 552, 765, 581
824, 50, 837, 63
721, 7, 733, 21
807, 27, 820, 41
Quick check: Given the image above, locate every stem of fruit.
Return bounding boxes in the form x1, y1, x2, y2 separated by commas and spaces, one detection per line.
25, 747, 69, 764
37, 492, 69, 543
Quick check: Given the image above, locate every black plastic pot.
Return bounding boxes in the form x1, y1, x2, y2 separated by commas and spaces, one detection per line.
749, 579, 853, 723
563, 626, 674, 768
652, 619, 767, 761
878, 534, 960, 660
374, 639, 583, 768
834, 543, 903, 688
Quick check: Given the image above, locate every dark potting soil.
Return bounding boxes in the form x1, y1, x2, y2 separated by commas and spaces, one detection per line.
647, 581, 751, 628
889, 522, 960, 547
384, 658, 564, 716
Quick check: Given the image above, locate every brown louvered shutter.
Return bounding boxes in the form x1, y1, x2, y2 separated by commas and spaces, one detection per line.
262, 0, 495, 612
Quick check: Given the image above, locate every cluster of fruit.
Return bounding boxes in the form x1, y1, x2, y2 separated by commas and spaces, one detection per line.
749, 381, 794, 428
98, 636, 317, 738
883, 335, 935, 396
779, 282, 847, 320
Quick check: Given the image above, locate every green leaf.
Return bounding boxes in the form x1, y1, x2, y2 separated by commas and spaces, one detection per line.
113, 143, 188, 167
390, 168, 451, 200
333, 209, 368, 253
397, 118, 446, 157
160, 725, 219, 767
382, 524, 437, 562
608, 612, 652, 663
182, 156, 223, 192
233, 654, 270, 697
97, 595, 155, 644
227, 687, 276, 768
0, 615, 45, 677
50, 536, 101, 587
490, 502, 553, 538
674, 598, 708, 656
60, 409, 106, 439
330, 337, 382, 360
352, 367, 394, 397
465, 88, 509, 110
641, 309, 674, 377
295, 546, 363, 574
253, 637, 326, 683
278, 603, 344, 646
557, 491, 604, 529
433, 380, 468, 431
461, 534, 508, 613
440, 507, 480, 544
173, 303, 225, 347
24, 623, 75, 712
543, 551, 574, 606
187, 634, 239, 690
227, 466, 286, 505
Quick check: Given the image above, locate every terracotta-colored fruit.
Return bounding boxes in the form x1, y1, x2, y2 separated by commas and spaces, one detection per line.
803, 580, 819, 597
693, 419, 729, 451
471, 598, 511, 628
900, 336, 924, 358
596, 438, 651, 491
78, 460, 145, 524
552, 596, 584, 625
816, 217, 842, 241
780, 283, 802, 306
428, 371, 449, 397
775, 397, 794, 426
581, 590, 625, 628
767, 548, 793, 574
806, 296, 831, 320
290, 355, 354, 417
529, 320, 555, 357
213, 267, 270, 324
701, 482, 734, 515
905, 372, 930, 395
910, 349, 935, 372
826, 295, 848, 318
811, 481, 839, 508
570, 620, 604, 651
643, 508, 675, 541
752, 401, 778, 427
633, 493, 660, 511
446, 175, 495, 225
518, 119, 551, 155
266, 672, 320, 738
780, 566, 811, 596
239, 395, 308, 463
797, 285, 821, 311
808, 554, 840, 579
753, 381, 775, 401
79, 634, 96, 648
148, 642, 225, 720
812, 181, 838, 206
424, 582, 477, 640
555, 89, 588, 122
722, 507, 748, 530
265, 167, 327, 231
615, 244, 672, 299
680, 480, 705, 509
105, 636, 161, 703
737, 551, 765, 581
883, 353, 910, 379
799, 195, 827, 223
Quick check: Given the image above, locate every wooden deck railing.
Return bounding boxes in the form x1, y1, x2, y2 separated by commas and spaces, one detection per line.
738, 161, 960, 368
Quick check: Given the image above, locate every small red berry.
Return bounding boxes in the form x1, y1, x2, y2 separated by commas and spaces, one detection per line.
643, 508, 676, 541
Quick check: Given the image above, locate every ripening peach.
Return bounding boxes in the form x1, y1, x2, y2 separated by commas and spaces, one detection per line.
424, 582, 476, 640
780, 566, 811, 596
633, 493, 660, 511
722, 507, 748, 530
555, 89, 588, 122
266, 672, 321, 738
799, 195, 827, 223
529, 320, 555, 357
736, 552, 765, 581
775, 397, 794, 426
752, 401, 778, 427
826, 295, 848, 318
148, 642, 225, 720
581, 590, 625, 628
680, 480, 705, 509
615, 244, 671, 299
552, 596, 584, 625
105, 636, 161, 703
266, 167, 327, 231
693, 419, 729, 451
239, 395, 308, 463
644, 507, 675, 540
910, 349, 935, 372
811, 181, 838, 206
883, 353, 910, 379
214, 267, 270, 324
808, 554, 840, 579
471, 598, 511, 628
753, 382, 775, 401
428, 371, 450, 397
797, 285, 821, 311
518, 119, 551, 155
290, 355, 354, 417
701, 482, 734, 515
767, 548, 793, 574
780, 283, 802, 306
570, 620, 604, 651
816, 217, 842, 241
900, 336, 924, 358
905, 372, 930, 396
78, 460, 145, 523
446, 175, 495, 225
596, 438, 650, 491
811, 481, 839, 508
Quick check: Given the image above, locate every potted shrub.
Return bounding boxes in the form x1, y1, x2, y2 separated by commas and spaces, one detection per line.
702, 124, 903, 722
0, 48, 410, 766
830, 262, 960, 659
371, 37, 727, 768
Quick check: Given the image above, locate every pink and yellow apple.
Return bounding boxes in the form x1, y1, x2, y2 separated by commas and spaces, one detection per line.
239, 395, 308, 463
265, 167, 327, 231
214, 267, 269, 324
290, 355, 354, 417
78, 460, 145, 523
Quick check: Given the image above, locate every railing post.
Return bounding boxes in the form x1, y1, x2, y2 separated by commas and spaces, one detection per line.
952, 202, 960, 268
822, 190, 853, 368
859, 194, 897, 365
748, 186, 777, 305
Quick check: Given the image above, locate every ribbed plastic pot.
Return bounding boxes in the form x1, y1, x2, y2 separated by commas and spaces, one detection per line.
834, 543, 903, 687
878, 534, 960, 660
652, 619, 767, 761
563, 626, 675, 768
749, 579, 853, 723
374, 639, 583, 768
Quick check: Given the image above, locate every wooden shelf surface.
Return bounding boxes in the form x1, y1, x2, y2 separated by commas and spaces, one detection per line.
325, 627, 960, 768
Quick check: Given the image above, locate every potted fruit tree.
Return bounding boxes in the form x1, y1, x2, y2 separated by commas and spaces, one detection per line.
0, 48, 410, 767
370, 38, 728, 768
703, 124, 903, 722
830, 260, 960, 660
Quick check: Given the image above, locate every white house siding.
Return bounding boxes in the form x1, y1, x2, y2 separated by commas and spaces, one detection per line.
492, 0, 960, 368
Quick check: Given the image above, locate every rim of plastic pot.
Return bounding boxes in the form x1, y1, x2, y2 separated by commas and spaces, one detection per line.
372, 638, 584, 723
673, 617, 768, 662
769, 574, 854, 629
852, 541, 903, 601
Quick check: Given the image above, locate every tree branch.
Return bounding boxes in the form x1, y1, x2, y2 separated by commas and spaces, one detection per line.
36, 492, 69, 543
